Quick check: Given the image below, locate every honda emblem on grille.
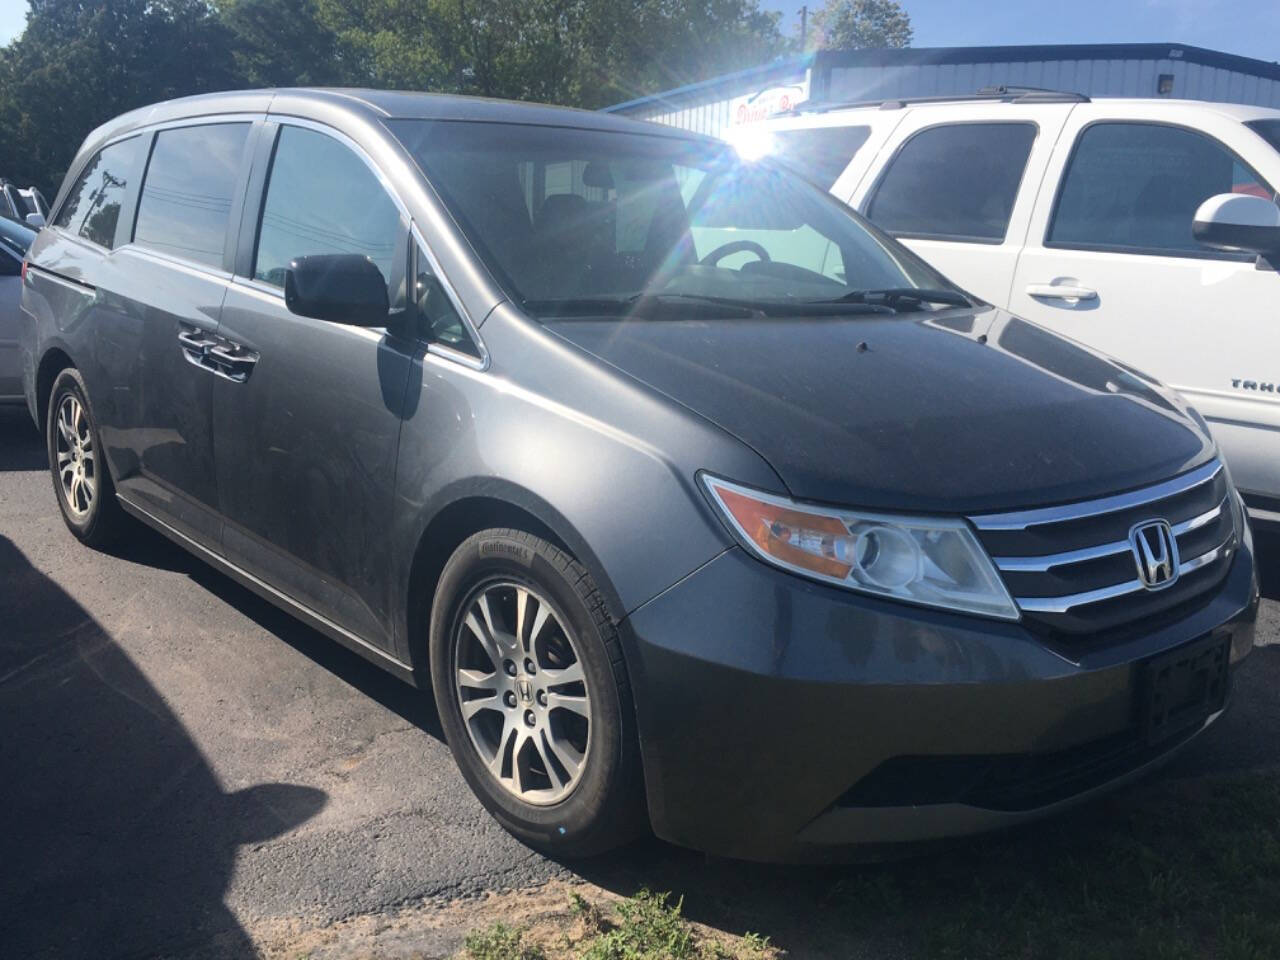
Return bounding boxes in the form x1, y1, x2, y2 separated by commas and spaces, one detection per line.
1129, 520, 1180, 590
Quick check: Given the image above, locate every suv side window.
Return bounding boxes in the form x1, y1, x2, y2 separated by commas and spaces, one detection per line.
254, 125, 402, 291
0, 248, 19, 277
1048, 122, 1275, 256
52, 136, 142, 249
769, 125, 870, 189
133, 123, 251, 269
866, 122, 1037, 243
1245, 119, 1280, 155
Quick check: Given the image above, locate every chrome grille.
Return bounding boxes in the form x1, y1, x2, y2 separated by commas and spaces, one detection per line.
969, 460, 1237, 634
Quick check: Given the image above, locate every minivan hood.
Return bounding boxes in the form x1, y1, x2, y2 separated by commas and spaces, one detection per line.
543, 309, 1215, 514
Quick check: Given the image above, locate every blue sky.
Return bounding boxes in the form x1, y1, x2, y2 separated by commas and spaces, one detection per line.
0, 0, 1276, 63
774, 0, 1280, 63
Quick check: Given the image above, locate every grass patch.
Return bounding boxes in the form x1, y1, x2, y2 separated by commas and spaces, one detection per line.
581, 890, 696, 960
464, 921, 547, 960
826, 773, 1280, 959
464, 889, 780, 960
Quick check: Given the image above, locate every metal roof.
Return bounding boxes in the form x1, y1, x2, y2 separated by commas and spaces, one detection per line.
606, 43, 1280, 113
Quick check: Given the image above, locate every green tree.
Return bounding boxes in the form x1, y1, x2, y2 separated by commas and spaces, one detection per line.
0, 0, 237, 194
813, 0, 912, 50
0, 0, 790, 195
219, 0, 346, 86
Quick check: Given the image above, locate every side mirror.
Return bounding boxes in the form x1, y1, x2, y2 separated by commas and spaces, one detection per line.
1192, 193, 1280, 260
24, 212, 45, 228
284, 254, 388, 326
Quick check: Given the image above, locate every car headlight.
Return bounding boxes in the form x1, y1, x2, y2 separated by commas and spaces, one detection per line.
702, 475, 1020, 620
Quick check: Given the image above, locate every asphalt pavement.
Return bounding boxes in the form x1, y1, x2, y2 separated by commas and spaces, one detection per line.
1, 404, 1277, 959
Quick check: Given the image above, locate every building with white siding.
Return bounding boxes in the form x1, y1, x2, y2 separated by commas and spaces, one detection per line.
604, 43, 1280, 139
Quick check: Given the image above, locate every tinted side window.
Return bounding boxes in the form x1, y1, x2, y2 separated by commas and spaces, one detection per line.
769, 126, 870, 189
52, 136, 142, 248
1049, 123, 1275, 255
254, 125, 400, 289
0, 249, 19, 277
1246, 119, 1280, 154
867, 123, 1037, 242
133, 123, 250, 268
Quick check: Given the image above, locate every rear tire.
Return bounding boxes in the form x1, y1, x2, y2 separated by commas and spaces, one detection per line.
46, 368, 126, 548
429, 528, 645, 857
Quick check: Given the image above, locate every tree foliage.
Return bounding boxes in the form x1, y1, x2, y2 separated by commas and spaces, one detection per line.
0, 0, 791, 196
813, 0, 912, 51
0, 0, 237, 196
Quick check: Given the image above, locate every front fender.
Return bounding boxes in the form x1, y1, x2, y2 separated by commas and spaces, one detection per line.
388, 303, 785, 659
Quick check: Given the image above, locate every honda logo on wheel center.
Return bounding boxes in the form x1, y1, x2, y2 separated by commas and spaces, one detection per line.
515, 679, 534, 704
1129, 520, 1180, 590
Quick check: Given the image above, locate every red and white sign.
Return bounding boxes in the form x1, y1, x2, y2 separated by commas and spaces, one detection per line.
728, 78, 811, 127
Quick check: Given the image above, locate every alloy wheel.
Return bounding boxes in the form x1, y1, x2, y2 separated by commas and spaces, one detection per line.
453, 581, 592, 805
55, 394, 96, 518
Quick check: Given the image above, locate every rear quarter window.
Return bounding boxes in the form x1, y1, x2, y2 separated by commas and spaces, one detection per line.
1246, 119, 1280, 154
52, 136, 143, 249
768, 125, 870, 190
866, 122, 1037, 243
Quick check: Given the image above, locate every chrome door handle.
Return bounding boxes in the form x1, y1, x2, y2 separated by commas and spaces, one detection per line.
177, 328, 218, 356
207, 343, 258, 381
1025, 282, 1098, 301
178, 325, 258, 382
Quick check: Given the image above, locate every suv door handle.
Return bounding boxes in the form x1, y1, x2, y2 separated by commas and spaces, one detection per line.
1025, 282, 1098, 302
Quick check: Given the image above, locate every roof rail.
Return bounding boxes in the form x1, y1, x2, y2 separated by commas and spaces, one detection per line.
782, 86, 1089, 116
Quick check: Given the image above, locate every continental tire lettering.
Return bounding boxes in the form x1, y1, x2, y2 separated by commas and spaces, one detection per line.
478, 540, 533, 564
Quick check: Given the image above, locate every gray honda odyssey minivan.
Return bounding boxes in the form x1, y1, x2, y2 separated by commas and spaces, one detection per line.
20, 89, 1258, 861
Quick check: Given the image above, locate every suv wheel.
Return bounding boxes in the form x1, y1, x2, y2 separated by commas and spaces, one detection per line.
46, 368, 126, 547
430, 528, 644, 856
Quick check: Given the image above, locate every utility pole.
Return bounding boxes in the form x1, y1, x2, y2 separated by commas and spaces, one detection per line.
800, 5, 808, 51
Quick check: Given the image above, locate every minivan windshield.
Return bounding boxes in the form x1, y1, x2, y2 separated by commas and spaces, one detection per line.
388, 120, 963, 318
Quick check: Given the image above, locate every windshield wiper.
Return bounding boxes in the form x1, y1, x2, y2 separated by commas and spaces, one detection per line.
811, 287, 975, 310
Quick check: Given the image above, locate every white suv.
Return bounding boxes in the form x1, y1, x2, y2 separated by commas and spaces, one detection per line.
747, 92, 1280, 527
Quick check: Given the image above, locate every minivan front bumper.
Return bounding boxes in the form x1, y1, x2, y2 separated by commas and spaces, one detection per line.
622, 528, 1258, 862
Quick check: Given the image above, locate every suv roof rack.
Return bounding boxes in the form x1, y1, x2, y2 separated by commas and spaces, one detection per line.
783, 85, 1090, 115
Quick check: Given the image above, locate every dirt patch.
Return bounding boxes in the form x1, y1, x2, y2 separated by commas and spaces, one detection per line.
252, 880, 779, 959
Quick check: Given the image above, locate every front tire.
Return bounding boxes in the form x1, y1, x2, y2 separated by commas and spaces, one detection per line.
46, 368, 126, 547
429, 528, 644, 856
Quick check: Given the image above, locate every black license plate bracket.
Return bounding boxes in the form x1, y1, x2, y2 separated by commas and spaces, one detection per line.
1139, 635, 1230, 746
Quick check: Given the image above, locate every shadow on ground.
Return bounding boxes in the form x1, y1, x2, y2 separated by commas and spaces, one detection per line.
0, 535, 327, 959
0, 404, 45, 471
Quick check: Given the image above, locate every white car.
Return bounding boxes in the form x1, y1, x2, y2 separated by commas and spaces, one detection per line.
746, 93, 1280, 527
0, 217, 35, 403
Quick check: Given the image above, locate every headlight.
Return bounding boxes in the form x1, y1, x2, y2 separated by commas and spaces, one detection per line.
702, 475, 1020, 620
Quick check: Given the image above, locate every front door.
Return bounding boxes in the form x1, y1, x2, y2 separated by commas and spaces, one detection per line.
1007, 106, 1280, 510
213, 121, 413, 650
